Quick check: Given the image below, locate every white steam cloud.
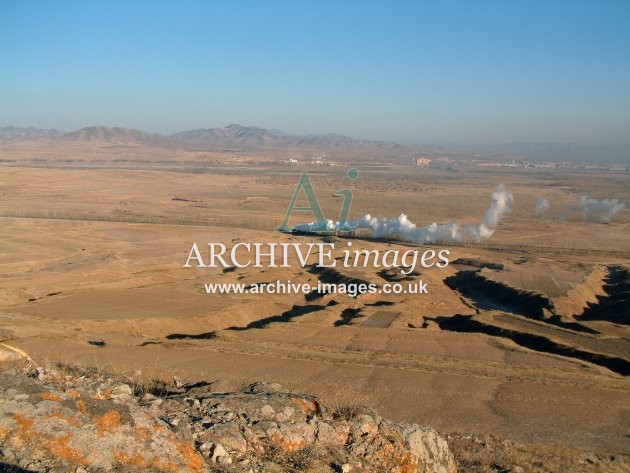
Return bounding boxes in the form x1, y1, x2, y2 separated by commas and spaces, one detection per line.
579, 195, 625, 223
295, 184, 514, 244
534, 197, 550, 217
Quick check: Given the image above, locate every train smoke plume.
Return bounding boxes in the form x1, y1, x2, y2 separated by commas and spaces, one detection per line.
579, 195, 625, 223
295, 185, 513, 244
534, 197, 550, 217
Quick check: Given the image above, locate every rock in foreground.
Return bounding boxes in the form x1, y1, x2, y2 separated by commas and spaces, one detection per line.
0, 367, 456, 472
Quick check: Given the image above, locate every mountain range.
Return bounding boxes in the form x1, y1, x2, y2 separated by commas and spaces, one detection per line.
1, 125, 627, 163
0, 124, 408, 154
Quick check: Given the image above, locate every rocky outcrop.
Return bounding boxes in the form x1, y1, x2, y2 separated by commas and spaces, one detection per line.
0, 367, 456, 473
0, 371, 204, 472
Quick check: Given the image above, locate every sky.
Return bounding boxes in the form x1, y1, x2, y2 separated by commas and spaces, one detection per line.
1, 0, 629, 144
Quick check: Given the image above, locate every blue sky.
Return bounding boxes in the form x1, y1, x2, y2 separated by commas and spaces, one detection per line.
1, 0, 629, 143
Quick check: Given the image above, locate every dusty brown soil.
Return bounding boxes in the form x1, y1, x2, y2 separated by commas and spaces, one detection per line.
0, 160, 628, 467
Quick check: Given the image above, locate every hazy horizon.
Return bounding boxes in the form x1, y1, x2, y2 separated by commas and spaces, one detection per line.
4, 122, 630, 149
2, 1, 630, 145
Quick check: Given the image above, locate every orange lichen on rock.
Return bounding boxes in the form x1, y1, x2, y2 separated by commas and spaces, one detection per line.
92, 410, 121, 433
93, 389, 112, 400
175, 440, 205, 472
10, 412, 91, 467
0, 370, 458, 473
114, 452, 148, 469
149, 457, 179, 472
135, 425, 151, 442
166, 431, 204, 471
114, 452, 179, 472
393, 451, 419, 473
40, 392, 65, 402
74, 399, 87, 413
270, 434, 306, 452
12, 413, 34, 429
46, 434, 90, 466
290, 396, 317, 414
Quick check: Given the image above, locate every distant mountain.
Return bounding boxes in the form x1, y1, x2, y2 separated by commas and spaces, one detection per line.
3, 123, 626, 163
63, 126, 165, 145
295, 133, 405, 151
0, 126, 63, 139
171, 124, 290, 149
1, 124, 409, 156
171, 124, 407, 153
0, 124, 409, 158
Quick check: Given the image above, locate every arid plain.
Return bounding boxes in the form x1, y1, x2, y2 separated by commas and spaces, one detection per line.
0, 141, 628, 461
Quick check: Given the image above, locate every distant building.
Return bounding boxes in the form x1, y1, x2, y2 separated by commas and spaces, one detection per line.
431, 157, 450, 169
415, 157, 431, 167
309, 155, 331, 165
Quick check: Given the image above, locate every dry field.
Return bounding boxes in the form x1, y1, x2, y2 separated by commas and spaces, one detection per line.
0, 159, 628, 462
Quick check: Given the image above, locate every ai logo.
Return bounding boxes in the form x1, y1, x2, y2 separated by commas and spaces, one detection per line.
275, 168, 359, 232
